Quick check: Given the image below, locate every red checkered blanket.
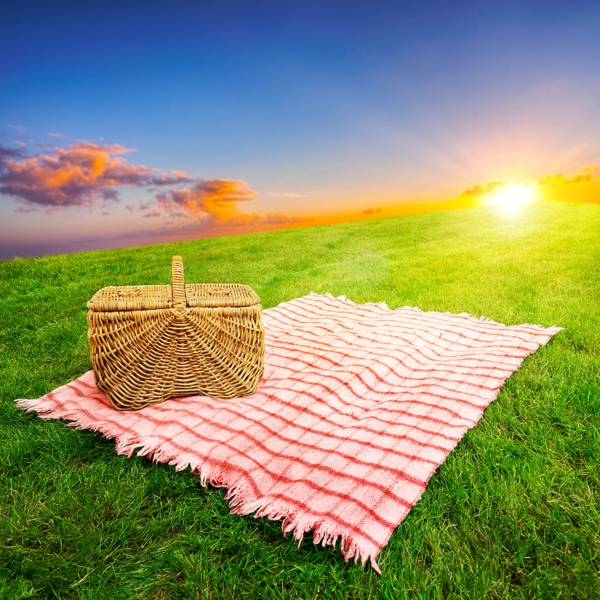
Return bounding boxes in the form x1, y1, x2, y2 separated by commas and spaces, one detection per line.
16, 293, 561, 572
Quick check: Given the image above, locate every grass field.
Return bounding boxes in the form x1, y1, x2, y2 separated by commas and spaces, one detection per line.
1, 201, 599, 599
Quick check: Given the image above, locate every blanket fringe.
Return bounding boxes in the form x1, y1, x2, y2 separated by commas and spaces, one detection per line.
15, 396, 384, 573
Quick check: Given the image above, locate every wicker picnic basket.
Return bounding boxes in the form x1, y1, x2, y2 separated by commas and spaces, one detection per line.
87, 256, 265, 411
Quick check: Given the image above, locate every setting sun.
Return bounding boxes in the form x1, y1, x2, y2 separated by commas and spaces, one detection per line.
487, 183, 538, 214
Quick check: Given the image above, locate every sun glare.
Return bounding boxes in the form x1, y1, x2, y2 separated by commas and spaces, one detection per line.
487, 183, 537, 214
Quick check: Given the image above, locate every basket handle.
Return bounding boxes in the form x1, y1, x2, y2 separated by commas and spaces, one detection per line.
171, 255, 186, 308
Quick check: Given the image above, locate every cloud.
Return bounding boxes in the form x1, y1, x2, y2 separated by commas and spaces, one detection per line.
147, 171, 198, 186
0, 142, 145, 207
0, 142, 204, 209
1, 138, 302, 232
156, 179, 257, 221
538, 167, 598, 187
48, 132, 65, 138
457, 179, 506, 200
0, 143, 26, 164
363, 207, 382, 215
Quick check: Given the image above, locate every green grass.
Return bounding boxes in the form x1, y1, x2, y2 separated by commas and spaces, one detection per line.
1, 201, 599, 599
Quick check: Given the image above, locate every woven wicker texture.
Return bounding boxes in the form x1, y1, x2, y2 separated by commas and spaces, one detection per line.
87, 256, 265, 410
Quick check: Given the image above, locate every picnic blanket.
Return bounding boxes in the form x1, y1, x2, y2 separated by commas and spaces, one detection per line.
16, 293, 562, 572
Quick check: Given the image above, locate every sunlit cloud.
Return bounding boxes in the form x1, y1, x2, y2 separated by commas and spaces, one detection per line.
148, 171, 198, 186
534, 167, 599, 206
0, 138, 304, 242
0, 142, 151, 207
156, 179, 257, 221
457, 179, 506, 201
363, 207, 382, 215
0, 141, 229, 209
155, 181, 308, 231
538, 167, 598, 187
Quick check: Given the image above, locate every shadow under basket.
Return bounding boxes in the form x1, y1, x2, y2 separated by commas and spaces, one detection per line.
87, 256, 265, 410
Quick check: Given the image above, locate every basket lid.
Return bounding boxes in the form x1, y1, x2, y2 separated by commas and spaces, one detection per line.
185, 284, 260, 308
87, 256, 261, 312
87, 285, 174, 311
87, 283, 260, 311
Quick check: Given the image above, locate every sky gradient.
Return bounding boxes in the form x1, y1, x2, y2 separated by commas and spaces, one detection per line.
1, 0, 599, 260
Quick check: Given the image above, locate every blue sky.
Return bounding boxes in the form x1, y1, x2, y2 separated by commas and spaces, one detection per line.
1, 0, 599, 259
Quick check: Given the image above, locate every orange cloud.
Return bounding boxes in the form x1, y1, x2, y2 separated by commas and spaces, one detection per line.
0, 141, 196, 208
457, 179, 506, 201
1, 139, 306, 252
1, 140, 302, 229
534, 167, 599, 205
156, 179, 257, 221
155, 180, 308, 233
538, 167, 598, 187
1, 142, 143, 206
362, 207, 382, 215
